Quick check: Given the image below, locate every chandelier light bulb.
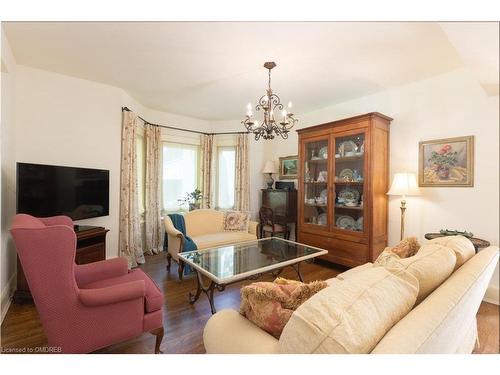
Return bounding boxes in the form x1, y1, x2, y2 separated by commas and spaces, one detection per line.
247, 102, 252, 111
282, 109, 287, 118
288, 101, 293, 109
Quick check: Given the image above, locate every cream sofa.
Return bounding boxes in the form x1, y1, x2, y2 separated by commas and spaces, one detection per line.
203, 237, 499, 354
164, 209, 258, 279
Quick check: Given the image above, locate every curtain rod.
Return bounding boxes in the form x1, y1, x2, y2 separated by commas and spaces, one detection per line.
121, 107, 249, 136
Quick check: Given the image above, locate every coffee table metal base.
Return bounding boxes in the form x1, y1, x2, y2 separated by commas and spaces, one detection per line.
188, 262, 305, 314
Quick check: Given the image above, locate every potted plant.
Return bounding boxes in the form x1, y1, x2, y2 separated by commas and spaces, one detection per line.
428, 144, 458, 180
178, 188, 203, 211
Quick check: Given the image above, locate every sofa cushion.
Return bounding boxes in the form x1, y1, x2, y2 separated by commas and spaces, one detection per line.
80, 269, 163, 313
427, 235, 475, 270
278, 267, 419, 353
185, 209, 224, 237
192, 231, 256, 250
240, 278, 327, 338
335, 262, 373, 281
224, 211, 250, 232
375, 243, 457, 304
390, 237, 421, 258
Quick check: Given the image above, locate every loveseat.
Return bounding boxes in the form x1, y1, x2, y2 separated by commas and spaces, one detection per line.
164, 209, 258, 279
203, 236, 499, 354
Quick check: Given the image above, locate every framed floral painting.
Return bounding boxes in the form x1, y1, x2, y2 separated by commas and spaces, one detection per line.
419, 136, 474, 187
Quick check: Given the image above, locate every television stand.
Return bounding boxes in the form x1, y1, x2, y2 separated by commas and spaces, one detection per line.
13, 225, 109, 304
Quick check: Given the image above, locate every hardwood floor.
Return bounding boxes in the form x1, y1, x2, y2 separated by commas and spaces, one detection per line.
1, 253, 498, 354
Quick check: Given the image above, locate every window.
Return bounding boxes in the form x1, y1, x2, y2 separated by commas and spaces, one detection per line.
162, 142, 200, 212
217, 146, 236, 209
136, 133, 146, 216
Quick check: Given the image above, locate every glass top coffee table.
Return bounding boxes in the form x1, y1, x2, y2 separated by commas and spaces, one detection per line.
178, 237, 327, 314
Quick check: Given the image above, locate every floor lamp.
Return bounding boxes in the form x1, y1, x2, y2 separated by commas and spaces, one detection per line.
387, 172, 421, 241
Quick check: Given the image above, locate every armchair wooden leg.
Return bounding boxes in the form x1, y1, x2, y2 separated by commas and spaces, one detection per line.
178, 261, 185, 281
150, 326, 164, 354
166, 252, 172, 272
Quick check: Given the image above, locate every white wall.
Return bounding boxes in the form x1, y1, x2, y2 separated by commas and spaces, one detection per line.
2, 65, 211, 306
1, 27, 18, 322
260, 68, 499, 299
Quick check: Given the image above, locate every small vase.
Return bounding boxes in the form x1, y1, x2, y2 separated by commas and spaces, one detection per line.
189, 203, 200, 211
437, 166, 450, 179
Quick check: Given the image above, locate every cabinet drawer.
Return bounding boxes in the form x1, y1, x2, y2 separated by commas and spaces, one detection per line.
75, 243, 105, 265
299, 232, 368, 267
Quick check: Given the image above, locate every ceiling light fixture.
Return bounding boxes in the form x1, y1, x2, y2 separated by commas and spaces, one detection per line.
242, 62, 297, 140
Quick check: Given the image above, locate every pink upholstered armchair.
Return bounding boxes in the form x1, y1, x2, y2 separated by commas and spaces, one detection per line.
10, 214, 164, 354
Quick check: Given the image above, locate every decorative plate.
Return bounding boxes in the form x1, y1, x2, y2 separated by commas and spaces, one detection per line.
338, 187, 360, 202
319, 146, 328, 159
336, 215, 356, 228
318, 213, 327, 226
320, 189, 328, 199
339, 168, 354, 180
338, 140, 358, 154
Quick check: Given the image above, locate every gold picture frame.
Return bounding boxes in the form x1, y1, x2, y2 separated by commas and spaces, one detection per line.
419, 136, 474, 187
279, 155, 298, 180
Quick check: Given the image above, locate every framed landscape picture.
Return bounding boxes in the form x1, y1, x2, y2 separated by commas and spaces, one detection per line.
419, 136, 474, 187
279, 155, 298, 179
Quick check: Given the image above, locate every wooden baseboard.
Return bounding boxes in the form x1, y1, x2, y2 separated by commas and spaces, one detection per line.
1, 271, 16, 323
483, 284, 499, 305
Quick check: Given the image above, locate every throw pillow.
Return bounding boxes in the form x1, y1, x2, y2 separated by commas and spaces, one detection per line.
224, 211, 250, 232
375, 243, 457, 304
427, 235, 475, 270
279, 267, 419, 353
240, 278, 327, 339
374, 237, 421, 267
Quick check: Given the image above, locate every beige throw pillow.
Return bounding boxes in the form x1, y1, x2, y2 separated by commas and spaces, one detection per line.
427, 235, 475, 270
375, 243, 457, 304
278, 267, 419, 354
223, 211, 250, 232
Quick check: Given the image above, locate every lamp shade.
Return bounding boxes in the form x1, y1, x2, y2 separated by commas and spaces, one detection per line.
387, 173, 421, 197
262, 161, 278, 174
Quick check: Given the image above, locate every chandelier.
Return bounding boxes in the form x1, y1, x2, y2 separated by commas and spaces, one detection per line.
242, 62, 298, 140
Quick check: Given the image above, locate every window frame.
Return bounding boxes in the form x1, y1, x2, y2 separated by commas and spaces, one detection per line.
161, 140, 201, 214
215, 145, 236, 210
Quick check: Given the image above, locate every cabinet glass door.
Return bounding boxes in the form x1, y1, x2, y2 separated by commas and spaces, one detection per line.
333, 132, 365, 233
302, 138, 330, 229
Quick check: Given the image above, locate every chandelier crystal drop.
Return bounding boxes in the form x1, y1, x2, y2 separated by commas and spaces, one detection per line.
242, 62, 298, 140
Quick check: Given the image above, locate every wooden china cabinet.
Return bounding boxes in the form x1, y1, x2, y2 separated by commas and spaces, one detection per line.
297, 112, 392, 267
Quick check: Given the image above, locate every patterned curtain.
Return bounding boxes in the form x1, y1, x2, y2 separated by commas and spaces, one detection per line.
144, 123, 164, 255
119, 110, 144, 267
234, 133, 250, 211
200, 134, 214, 208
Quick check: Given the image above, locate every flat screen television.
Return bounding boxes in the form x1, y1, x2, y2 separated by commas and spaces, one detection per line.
16, 162, 110, 221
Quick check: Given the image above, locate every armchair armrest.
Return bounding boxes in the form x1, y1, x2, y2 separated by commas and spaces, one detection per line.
248, 221, 259, 236
75, 257, 129, 286
78, 280, 145, 307
39, 215, 73, 228
164, 216, 185, 260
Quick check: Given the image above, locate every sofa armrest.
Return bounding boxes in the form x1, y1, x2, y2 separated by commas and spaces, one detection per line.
75, 257, 129, 286
336, 262, 373, 281
164, 216, 185, 261
203, 309, 280, 354
248, 221, 259, 236
78, 280, 145, 307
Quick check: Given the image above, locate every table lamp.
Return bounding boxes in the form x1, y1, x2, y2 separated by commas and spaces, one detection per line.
387, 172, 421, 240
262, 161, 278, 189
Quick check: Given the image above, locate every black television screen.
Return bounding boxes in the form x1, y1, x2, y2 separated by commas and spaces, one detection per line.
16, 162, 110, 220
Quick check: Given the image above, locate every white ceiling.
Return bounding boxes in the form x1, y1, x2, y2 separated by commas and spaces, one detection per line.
3, 22, 497, 121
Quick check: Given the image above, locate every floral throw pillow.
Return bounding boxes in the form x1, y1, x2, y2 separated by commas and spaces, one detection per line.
240, 278, 328, 338
374, 237, 421, 266
223, 211, 250, 232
